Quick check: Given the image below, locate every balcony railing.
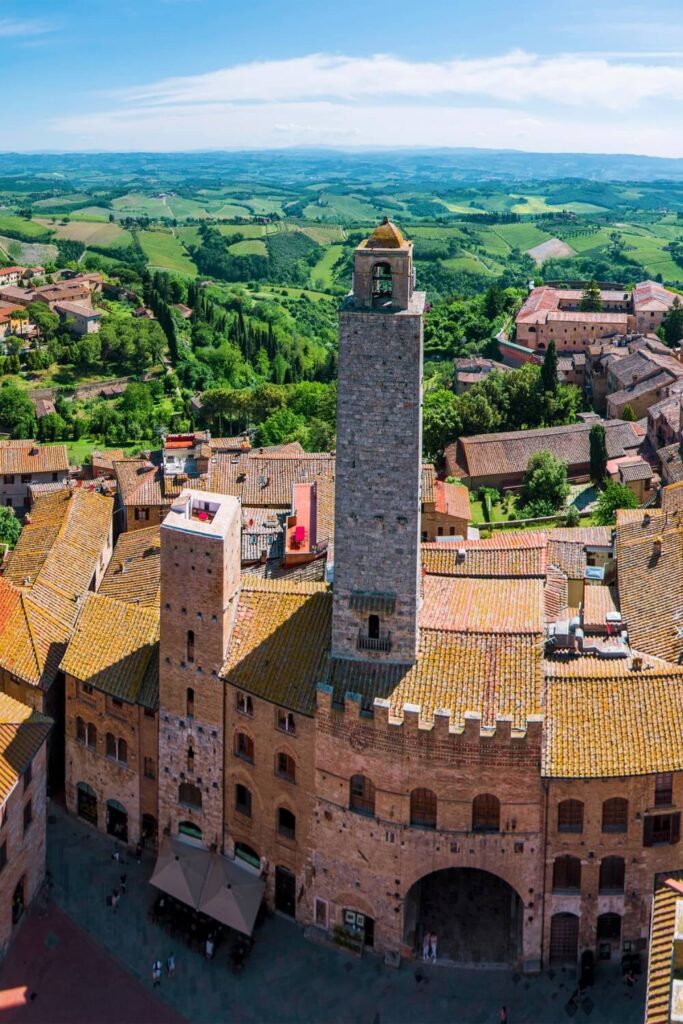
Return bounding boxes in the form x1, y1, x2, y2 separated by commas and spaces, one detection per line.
357, 630, 392, 653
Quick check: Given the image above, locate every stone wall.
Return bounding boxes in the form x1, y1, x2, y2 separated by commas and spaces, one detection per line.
332, 295, 425, 664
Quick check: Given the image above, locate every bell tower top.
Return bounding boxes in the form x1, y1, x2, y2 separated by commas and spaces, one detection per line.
351, 217, 414, 311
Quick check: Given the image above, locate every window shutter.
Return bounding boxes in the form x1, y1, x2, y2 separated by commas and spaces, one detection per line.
671, 813, 681, 845
643, 816, 654, 847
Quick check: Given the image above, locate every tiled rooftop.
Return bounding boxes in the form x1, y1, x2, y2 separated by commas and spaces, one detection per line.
99, 526, 161, 607
0, 691, 51, 805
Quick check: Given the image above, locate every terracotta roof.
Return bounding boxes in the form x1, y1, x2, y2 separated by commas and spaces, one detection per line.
544, 565, 569, 623
0, 691, 51, 805
421, 464, 435, 504
543, 657, 683, 777
221, 577, 331, 713
422, 532, 547, 578
646, 880, 683, 1024
657, 442, 683, 483
662, 481, 683, 513
632, 279, 678, 312
207, 436, 251, 453
615, 508, 683, 663
364, 218, 405, 249
446, 420, 641, 481
546, 527, 613, 580
420, 574, 544, 634
0, 267, 26, 277
618, 459, 653, 482
582, 585, 619, 630
0, 489, 112, 689
61, 592, 159, 707
114, 459, 164, 508
433, 480, 470, 520
99, 526, 160, 607
54, 301, 101, 318
0, 441, 68, 476
546, 311, 628, 324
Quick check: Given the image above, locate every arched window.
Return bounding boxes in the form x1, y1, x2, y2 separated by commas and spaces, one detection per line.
277, 807, 296, 840
86, 723, 97, 750
557, 799, 584, 833
599, 856, 625, 894
349, 774, 375, 817
178, 782, 202, 809
186, 687, 194, 719
187, 745, 194, 772
236, 691, 253, 716
372, 261, 393, 299
179, 820, 202, 840
106, 732, 116, 759
76, 716, 85, 744
472, 793, 500, 833
552, 855, 581, 893
410, 788, 437, 829
186, 629, 195, 663
368, 614, 380, 640
602, 797, 628, 833
235, 783, 252, 817
235, 841, 260, 869
276, 752, 296, 783
234, 732, 254, 763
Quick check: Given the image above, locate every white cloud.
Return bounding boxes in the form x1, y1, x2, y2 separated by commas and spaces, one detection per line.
110, 51, 683, 112
0, 17, 51, 38
42, 49, 683, 155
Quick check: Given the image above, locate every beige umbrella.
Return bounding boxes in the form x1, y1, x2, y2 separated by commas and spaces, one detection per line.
150, 835, 212, 908
198, 853, 265, 936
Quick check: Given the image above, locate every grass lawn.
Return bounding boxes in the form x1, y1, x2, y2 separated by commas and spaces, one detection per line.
50, 437, 148, 466
492, 222, 553, 250
310, 244, 344, 289
212, 202, 253, 219
0, 214, 51, 239
44, 220, 133, 248
227, 238, 268, 256
216, 224, 265, 239
111, 193, 169, 218
139, 230, 197, 275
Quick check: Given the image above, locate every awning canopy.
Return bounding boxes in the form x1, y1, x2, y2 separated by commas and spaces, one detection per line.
150, 835, 265, 937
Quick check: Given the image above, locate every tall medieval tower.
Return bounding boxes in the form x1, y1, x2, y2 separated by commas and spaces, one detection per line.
158, 489, 241, 849
331, 219, 425, 664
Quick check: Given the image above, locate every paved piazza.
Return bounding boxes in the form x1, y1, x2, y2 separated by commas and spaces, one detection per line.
0, 807, 645, 1024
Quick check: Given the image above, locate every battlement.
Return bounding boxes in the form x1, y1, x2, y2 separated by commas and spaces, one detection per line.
315, 683, 544, 746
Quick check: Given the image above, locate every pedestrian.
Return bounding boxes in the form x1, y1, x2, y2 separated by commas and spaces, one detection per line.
205, 936, 215, 960
111, 846, 120, 863
430, 932, 437, 963
500, 1007, 508, 1024
167, 952, 176, 977
111, 888, 119, 912
625, 968, 636, 999
421, 931, 430, 961
136, 840, 143, 864
120, 873, 127, 895
152, 960, 162, 988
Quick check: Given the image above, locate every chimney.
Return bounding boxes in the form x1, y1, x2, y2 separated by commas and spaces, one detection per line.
632, 655, 643, 672
653, 536, 663, 557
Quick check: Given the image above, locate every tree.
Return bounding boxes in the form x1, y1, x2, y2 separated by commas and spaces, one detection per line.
565, 504, 581, 527
0, 383, 37, 438
621, 404, 636, 422
589, 423, 608, 485
661, 297, 683, 347
0, 506, 20, 548
422, 389, 460, 459
594, 481, 638, 525
540, 339, 558, 393
521, 450, 569, 512
579, 280, 603, 312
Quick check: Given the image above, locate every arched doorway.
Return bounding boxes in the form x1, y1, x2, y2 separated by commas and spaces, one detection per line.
141, 813, 157, 849
597, 912, 621, 957
403, 868, 522, 964
76, 781, 97, 827
550, 912, 579, 963
372, 262, 393, 302
275, 865, 296, 917
106, 799, 128, 842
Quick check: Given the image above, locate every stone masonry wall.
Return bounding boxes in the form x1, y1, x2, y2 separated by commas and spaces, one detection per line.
332, 295, 425, 664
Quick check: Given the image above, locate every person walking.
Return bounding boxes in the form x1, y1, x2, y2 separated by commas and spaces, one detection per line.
422, 931, 431, 961
430, 932, 438, 963
111, 888, 119, 913
167, 952, 176, 977
625, 968, 636, 999
205, 936, 215, 960
499, 1007, 508, 1023
119, 873, 127, 896
152, 960, 162, 989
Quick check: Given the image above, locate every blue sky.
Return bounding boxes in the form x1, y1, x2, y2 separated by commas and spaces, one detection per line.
5, 0, 683, 154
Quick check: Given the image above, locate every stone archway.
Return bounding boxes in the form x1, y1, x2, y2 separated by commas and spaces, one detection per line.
403, 867, 523, 964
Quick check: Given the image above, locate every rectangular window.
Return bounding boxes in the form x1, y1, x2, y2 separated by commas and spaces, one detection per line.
3, 475, 13, 485
23, 800, 32, 834
655, 773, 673, 807
644, 812, 681, 847
314, 897, 328, 929
144, 757, 156, 780
135, 508, 150, 521
144, 708, 155, 719
20, 474, 31, 484
276, 709, 296, 735
82, 683, 94, 697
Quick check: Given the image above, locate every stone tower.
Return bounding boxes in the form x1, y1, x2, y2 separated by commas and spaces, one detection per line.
158, 489, 241, 848
331, 218, 425, 664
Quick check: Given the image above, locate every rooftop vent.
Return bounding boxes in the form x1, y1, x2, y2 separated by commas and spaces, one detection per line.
456, 548, 466, 563
631, 655, 643, 671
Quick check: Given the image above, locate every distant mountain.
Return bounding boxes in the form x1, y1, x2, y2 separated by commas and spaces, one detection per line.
2, 147, 683, 186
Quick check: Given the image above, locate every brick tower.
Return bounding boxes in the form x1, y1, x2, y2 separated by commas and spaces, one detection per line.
158, 489, 241, 848
331, 219, 425, 664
